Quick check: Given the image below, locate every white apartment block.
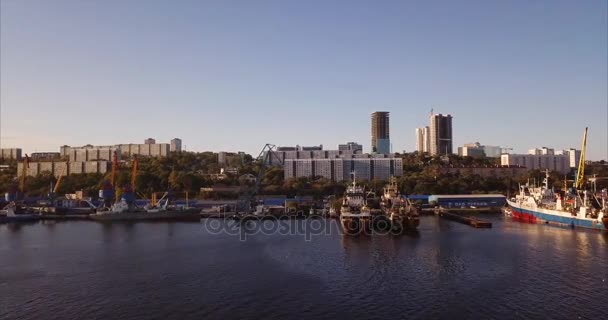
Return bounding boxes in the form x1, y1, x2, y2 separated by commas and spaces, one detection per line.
284, 158, 403, 182
501, 154, 570, 174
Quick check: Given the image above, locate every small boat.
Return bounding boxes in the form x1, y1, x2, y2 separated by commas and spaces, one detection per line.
0, 202, 40, 223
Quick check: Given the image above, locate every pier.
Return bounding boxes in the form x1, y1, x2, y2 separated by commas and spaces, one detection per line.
436, 208, 492, 228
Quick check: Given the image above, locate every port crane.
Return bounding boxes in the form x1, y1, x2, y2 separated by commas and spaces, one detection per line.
575, 127, 588, 189
19, 154, 29, 195
238, 144, 283, 212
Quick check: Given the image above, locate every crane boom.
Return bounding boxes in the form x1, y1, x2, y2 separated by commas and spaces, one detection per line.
111, 151, 118, 189
131, 155, 138, 192
575, 127, 588, 189
20, 154, 29, 193
53, 162, 68, 194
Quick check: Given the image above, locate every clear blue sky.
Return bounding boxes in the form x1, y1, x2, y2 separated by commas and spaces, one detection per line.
1, 0, 607, 159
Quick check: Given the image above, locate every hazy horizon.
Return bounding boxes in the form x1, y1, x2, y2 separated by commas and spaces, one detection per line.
1, 0, 607, 159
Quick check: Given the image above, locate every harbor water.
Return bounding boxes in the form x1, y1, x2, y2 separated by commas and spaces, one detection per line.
1, 215, 606, 319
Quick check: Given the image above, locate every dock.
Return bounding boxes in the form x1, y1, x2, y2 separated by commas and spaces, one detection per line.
436, 209, 492, 228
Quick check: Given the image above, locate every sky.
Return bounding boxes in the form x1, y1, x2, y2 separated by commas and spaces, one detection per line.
1, 0, 607, 159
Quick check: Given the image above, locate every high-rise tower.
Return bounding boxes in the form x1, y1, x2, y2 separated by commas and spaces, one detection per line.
371, 111, 390, 154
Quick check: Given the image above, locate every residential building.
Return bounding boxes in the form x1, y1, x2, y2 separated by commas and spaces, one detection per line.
482, 145, 502, 158
501, 154, 570, 174
371, 111, 390, 154
557, 148, 582, 168
415, 126, 430, 153
170, 138, 182, 152
144, 138, 156, 144
458, 142, 486, 158
30, 152, 61, 161
528, 147, 554, 155
0, 148, 22, 160
284, 157, 403, 182
61, 140, 178, 159
17, 160, 111, 177
429, 113, 453, 155
338, 142, 363, 154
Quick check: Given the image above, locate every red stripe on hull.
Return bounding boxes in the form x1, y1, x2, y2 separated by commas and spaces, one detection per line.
511, 209, 537, 223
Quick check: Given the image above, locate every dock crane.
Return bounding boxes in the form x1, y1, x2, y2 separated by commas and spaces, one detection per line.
52, 162, 68, 195
131, 155, 138, 192
575, 127, 588, 189
19, 154, 29, 195
238, 144, 283, 212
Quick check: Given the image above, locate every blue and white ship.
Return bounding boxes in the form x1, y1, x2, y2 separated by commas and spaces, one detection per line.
507, 171, 607, 231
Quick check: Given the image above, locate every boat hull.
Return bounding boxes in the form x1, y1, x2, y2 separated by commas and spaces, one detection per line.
340, 215, 372, 235
90, 211, 200, 222
508, 200, 605, 231
0, 214, 40, 223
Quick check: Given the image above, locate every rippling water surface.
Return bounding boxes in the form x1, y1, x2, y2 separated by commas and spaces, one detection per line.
1, 215, 606, 320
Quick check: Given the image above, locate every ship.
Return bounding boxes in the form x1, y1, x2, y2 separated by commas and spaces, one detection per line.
507, 172, 607, 231
381, 177, 420, 231
339, 175, 371, 235
507, 128, 607, 231
90, 188, 200, 222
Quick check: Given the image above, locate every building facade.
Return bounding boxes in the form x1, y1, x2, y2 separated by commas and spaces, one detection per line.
415, 127, 430, 153
458, 143, 486, 158
338, 142, 363, 154
429, 113, 453, 155
284, 157, 403, 182
371, 111, 390, 154
170, 138, 182, 152
557, 148, 581, 168
0, 148, 23, 160
501, 154, 570, 174
17, 160, 110, 177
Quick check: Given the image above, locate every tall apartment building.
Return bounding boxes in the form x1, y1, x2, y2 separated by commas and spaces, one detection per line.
556, 148, 581, 168
60, 139, 179, 159
144, 138, 156, 144
18, 160, 111, 177
501, 154, 570, 174
170, 138, 182, 152
0, 148, 22, 160
371, 112, 390, 154
429, 113, 453, 155
338, 142, 363, 154
415, 127, 430, 153
284, 157, 403, 182
529, 147, 554, 155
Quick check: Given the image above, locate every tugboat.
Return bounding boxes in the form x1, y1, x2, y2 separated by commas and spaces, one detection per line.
381, 177, 419, 232
339, 174, 371, 235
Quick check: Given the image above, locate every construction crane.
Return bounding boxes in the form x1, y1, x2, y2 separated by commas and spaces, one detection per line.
52, 162, 68, 195
19, 154, 29, 194
131, 155, 138, 192
575, 127, 588, 189
110, 151, 119, 189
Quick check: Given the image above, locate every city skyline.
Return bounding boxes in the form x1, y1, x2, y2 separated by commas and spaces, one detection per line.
1, 1, 607, 159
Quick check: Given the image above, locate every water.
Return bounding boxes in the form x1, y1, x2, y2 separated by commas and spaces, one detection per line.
0, 216, 606, 320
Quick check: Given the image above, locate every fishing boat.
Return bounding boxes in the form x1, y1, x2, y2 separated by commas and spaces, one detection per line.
507, 172, 606, 231
381, 177, 419, 231
339, 174, 371, 235
507, 128, 607, 231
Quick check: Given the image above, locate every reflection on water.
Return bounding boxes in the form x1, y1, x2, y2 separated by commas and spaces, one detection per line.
0, 216, 606, 320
